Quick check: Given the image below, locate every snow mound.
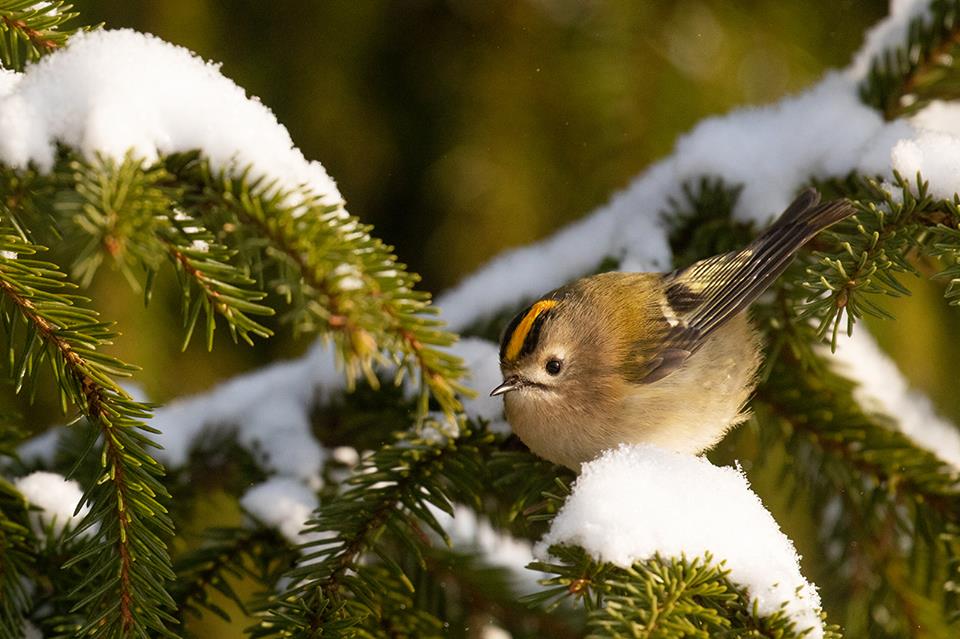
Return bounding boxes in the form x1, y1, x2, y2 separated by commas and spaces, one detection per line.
538, 444, 824, 637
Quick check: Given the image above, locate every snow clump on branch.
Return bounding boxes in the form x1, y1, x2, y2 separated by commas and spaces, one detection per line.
14, 471, 90, 539
0, 29, 342, 207
538, 444, 825, 638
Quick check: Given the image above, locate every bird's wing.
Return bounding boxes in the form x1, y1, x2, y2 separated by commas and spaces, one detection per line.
628, 189, 854, 384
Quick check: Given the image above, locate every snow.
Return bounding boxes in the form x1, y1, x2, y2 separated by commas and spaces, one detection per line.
331, 446, 360, 467
668, 75, 911, 220
891, 132, 960, 199
150, 341, 341, 486
0, 29, 342, 207
14, 471, 89, 539
0, 67, 18, 97
911, 100, 960, 136
538, 444, 824, 637
240, 477, 318, 545
832, 328, 960, 469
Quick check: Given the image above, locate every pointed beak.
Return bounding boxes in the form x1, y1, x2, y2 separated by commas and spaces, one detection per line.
490, 376, 521, 397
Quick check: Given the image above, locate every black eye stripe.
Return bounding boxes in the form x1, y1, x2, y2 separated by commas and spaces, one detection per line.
499, 303, 533, 361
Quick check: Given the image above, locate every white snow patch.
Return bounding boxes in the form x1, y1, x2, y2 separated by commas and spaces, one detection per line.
0, 67, 19, 97
150, 341, 341, 485
891, 131, 960, 199
14, 471, 89, 539
911, 100, 960, 136
538, 445, 824, 637
832, 329, 960, 469
189, 238, 210, 252
240, 477, 317, 545
666, 73, 911, 221
0, 29, 341, 206
23, 620, 42, 639
331, 446, 360, 467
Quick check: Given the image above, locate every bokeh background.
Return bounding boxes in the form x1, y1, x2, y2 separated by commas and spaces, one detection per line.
27, 0, 960, 635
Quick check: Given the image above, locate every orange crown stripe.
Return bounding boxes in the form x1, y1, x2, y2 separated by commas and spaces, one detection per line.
504, 299, 558, 361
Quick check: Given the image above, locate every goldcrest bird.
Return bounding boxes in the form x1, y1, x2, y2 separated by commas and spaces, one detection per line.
490, 189, 855, 470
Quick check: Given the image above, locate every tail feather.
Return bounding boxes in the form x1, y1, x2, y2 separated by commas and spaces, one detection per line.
763, 188, 856, 247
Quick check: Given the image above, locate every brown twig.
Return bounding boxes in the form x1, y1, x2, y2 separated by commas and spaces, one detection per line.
0, 14, 59, 52
0, 274, 137, 629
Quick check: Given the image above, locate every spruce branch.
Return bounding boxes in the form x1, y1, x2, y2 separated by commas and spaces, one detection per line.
253, 423, 495, 637
159, 210, 274, 350
528, 547, 837, 639
17, 511, 96, 638
347, 565, 447, 639
860, 0, 960, 119
164, 153, 470, 417
662, 177, 752, 270
0, 476, 33, 638
800, 173, 960, 348
0, 164, 58, 242
488, 447, 573, 539
927, 196, 960, 305
57, 154, 171, 289
0, 0, 79, 71
412, 547, 584, 639
0, 231, 176, 637
51, 153, 275, 349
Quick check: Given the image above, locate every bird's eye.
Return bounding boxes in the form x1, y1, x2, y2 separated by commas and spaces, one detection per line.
545, 359, 562, 376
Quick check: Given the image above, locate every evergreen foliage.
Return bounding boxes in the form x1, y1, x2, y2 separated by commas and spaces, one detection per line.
0, 471, 33, 638
0, 0, 79, 71
252, 423, 497, 636
529, 547, 839, 639
1, 1, 960, 638
860, 0, 960, 119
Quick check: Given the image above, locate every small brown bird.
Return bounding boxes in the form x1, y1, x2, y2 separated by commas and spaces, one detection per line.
490, 189, 854, 469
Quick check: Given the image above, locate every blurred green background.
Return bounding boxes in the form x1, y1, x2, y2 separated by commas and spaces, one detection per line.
31, 0, 960, 636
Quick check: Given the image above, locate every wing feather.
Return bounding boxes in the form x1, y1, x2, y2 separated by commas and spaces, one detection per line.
632, 189, 854, 383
